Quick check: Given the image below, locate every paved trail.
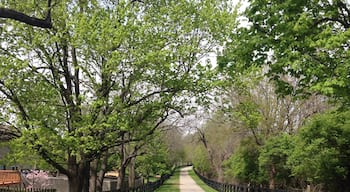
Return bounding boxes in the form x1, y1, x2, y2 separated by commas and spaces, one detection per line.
179, 166, 205, 192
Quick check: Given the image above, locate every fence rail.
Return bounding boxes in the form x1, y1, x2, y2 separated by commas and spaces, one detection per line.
104, 170, 173, 192
126, 174, 171, 192
193, 168, 301, 192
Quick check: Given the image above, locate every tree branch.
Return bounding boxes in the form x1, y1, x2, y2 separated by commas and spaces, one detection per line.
315, 17, 350, 29
0, 7, 52, 29
127, 88, 178, 107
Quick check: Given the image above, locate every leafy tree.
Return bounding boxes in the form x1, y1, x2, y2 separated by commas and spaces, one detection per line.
0, 0, 236, 191
163, 126, 187, 166
136, 132, 172, 183
224, 137, 260, 185
288, 110, 350, 191
192, 145, 213, 178
259, 134, 294, 189
220, 66, 329, 188
0, 137, 54, 171
221, 0, 350, 106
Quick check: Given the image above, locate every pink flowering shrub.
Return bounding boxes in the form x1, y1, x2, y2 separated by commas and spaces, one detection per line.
25, 170, 51, 189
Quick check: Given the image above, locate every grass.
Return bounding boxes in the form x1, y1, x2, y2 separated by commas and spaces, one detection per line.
188, 169, 218, 192
155, 169, 180, 192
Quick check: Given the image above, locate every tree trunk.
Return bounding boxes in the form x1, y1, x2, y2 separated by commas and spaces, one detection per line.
216, 166, 224, 183
118, 166, 128, 192
269, 164, 276, 190
128, 157, 136, 189
68, 160, 90, 192
89, 159, 98, 192
96, 151, 108, 192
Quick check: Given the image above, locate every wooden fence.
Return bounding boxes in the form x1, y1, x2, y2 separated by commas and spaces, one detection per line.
103, 170, 174, 192
193, 168, 302, 192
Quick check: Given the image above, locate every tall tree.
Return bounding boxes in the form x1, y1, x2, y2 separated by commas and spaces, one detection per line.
220, 67, 329, 188
221, 0, 350, 106
0, 0, 236, 191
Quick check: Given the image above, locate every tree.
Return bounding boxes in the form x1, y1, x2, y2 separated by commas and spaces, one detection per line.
192, 145, 213, 177
163, 126, 187, 166
288, 110, 350, 191
259, 134, 294, 189
224, 137, 260, 185
221, 0, 350, 106
136, 132, 172, 183
0, 137, 54, 171
194, 111, 240, 182
0, 0, 236, 191
219, 66, 329, 188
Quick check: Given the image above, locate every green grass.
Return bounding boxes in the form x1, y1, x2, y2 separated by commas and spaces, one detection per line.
155, 169, 180, 192
188, 169, 218, 192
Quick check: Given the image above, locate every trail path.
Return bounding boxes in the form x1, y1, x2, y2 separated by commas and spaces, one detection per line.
179, 166, 205, 192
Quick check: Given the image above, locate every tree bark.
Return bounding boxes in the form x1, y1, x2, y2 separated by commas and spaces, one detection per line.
269, 164, 276, 190
128, 157, 136, 189
89, 160, 98, 192
68, 159, 90, 192
118, 135, 129, 192
118, 165, 128, 192
96, 151, 108, 192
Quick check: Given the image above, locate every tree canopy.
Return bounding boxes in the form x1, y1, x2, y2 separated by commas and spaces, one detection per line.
221, 0, 350, 106
0, 0, 237, 191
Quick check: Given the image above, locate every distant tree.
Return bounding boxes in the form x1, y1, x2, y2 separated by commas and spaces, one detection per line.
194, 111, 240, 182
136, 132, 172, 183
220, 67, 329, 188
224, 137, 260, 185
192, 145, 213, 177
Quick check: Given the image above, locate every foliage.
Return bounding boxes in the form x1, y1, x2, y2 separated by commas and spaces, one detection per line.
221, 0, 350, 106
258, 134, 294, 187
224, 137, 260, 184
192, 145, 212, 175
0, 138, 54, 171
234, 101, 262, 131
288, 110, 350, 191
136, 133, 172, 177
0, 0, 237, 191
163, 128, 186, 166
225, 110, 350, 190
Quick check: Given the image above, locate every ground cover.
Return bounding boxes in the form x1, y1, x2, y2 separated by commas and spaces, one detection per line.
155, 169, 180, 192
